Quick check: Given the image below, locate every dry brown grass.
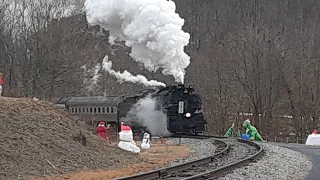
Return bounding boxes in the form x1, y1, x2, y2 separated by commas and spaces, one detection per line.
0, 97, 141, 180
31, 142, 191, 180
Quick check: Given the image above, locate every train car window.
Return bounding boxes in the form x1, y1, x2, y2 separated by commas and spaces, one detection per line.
82, 107, 85, 114
114, 107, 117, 113
102, 107, 105, 113
71, 108, 74, 114
90, 107, 93, 113
106, 107, 110, 113
110, 107, 114, 113
98, 107, 101, 114
79, 107, 82, 113
86, 107, 89, 114
94, 107, 97, 114
75, 107, 78, 114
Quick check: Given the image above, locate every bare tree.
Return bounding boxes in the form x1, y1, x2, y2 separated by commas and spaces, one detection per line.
2, 0, 320, 138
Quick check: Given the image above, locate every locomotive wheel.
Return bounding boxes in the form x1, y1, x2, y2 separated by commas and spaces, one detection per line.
188, 129, 197, 135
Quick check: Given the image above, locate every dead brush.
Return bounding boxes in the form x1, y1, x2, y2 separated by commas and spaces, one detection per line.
0, 97, 141, 180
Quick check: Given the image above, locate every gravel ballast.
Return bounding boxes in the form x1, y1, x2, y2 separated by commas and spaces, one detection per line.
218, 142, 312, 180
172, 139, 259, 177
166, 138, 217, 166
166, 138, 256, 168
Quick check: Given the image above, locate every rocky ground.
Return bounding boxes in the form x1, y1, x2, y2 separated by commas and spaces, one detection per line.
218, 142, 312, 180
166, 138, 217, 166
0, 97, 141, 180
164, 138, 312, 180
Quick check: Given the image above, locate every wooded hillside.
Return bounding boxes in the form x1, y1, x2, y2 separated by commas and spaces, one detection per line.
1, 0, 320, 138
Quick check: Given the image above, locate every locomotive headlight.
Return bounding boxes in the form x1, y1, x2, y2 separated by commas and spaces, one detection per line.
185, 112, 191, 118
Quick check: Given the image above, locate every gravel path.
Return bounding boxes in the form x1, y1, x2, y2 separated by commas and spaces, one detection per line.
166, 138, 217, 166
218, 142, 312, 180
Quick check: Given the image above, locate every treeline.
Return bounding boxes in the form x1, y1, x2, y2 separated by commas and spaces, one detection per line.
1, 0, 320, 138
175, 0, 320, 138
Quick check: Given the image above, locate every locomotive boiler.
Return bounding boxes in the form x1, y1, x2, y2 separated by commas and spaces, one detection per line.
149, 84, 206, 134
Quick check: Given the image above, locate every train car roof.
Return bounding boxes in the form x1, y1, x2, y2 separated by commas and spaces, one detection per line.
65, 96, 124, 106
56, 97, 72, 104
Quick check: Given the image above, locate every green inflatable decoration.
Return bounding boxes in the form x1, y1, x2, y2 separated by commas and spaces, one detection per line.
236, 129, 242, 138
224, 123, 242, 138
242, 120, 263, 141
224, 123, 234, 137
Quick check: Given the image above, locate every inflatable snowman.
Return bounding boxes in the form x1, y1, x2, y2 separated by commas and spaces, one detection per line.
96, 121, 107, 140
118, 122, 140, 153
141, 132, 151, 150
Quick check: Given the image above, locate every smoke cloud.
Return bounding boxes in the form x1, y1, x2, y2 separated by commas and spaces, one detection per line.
102, 55, 166, 87
121, 95, 172, 136
85, 0, 190, 83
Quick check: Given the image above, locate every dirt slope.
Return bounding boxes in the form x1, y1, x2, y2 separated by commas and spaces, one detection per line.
32, 143, 191, 180
0, 97, 141, 180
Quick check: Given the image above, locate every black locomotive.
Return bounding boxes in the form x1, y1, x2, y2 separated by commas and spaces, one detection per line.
151, 84, 206, 134
56, 84, 207, 135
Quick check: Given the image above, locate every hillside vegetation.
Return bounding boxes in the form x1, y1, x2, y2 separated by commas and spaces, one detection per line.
1, 0, 320, 138
0, 97, 140, 180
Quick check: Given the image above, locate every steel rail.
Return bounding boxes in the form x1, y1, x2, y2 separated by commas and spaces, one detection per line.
164, 134, 229, 139
113, 136, 229, 180
113, 135, 264, 180
180, 138, 264, 180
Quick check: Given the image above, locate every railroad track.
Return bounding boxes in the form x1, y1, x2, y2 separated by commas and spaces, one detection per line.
113, 135, 263, 180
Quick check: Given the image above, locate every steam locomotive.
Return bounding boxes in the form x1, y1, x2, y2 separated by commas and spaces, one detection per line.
56, 84, 207, 135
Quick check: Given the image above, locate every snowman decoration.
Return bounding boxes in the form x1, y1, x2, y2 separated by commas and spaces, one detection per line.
141, 132, 151, 150
118, 122, 140, 153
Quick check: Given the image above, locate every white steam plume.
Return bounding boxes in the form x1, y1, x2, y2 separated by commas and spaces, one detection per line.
122, 95, 172, 136
85, 0, 190, 83
102, 55, 166, 87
